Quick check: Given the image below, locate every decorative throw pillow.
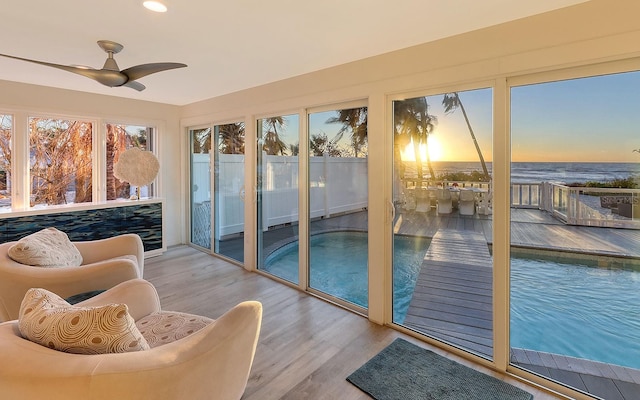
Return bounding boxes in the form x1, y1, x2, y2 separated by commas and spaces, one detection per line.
136, 311, 213, 348
8, 227, 83, 267
18, 288, 150, 354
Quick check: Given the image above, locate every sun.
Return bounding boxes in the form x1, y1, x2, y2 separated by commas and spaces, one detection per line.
400, 137, 444, 162
427, 136, 443, 162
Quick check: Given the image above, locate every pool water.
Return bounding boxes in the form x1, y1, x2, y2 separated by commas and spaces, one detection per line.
264, 231, 640, 370
510, 257, 640, 370
264, 231, 430, 316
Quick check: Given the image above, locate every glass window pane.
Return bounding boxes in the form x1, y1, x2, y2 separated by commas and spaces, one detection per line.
392, 88, 494, 359
0, 114, 11, 210
257, 114, 300, 283
190, 127, 212, 249
106, 124, 154, 200
308, 107, 368, 309
510, 71, 640, 398
213, 122, 245, 263
29, 117, 93, 206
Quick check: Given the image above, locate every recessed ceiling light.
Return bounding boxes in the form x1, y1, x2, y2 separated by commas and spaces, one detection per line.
143, 1, 167, 12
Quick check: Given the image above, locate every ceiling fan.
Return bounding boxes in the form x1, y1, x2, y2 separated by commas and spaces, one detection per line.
0, 40, 187, 91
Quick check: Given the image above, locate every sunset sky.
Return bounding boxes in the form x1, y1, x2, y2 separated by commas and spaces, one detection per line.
264, 70, 640, 164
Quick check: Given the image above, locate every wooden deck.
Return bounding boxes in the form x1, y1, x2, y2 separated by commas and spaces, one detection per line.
511, 348, 640, 400
402, 226, 640, 400
403, 229, 493, 357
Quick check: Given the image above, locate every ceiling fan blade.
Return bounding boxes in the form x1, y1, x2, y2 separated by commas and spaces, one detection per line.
124, 80, 146, 91
122, 62, 187, 82
0, 53, 128, 87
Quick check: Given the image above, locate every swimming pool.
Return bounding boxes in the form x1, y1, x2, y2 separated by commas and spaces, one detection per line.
263, 231, 640, 369
510, 256, 640, 370
263, 231, 430, 316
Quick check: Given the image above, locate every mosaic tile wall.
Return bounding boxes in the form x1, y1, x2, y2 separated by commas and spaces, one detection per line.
0, 202, 163, 251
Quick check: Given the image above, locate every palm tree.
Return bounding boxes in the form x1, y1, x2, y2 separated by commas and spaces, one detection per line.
310, 133, 343, 157
325, 107, 368, 157
217, 122, 245, 155
393, 97, 438, 182
289, 143, 299, 156
261, 117, 288, 155
192, 128, 211, 154
442, 92, 489, 180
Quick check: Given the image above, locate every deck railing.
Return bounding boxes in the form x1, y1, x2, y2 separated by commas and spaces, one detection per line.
192, 154, 639, 237
540, 182, 640, 228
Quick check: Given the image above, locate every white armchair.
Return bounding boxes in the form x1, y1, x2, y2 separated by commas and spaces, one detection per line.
0, 233, 144, 322
0, 279, 263, 400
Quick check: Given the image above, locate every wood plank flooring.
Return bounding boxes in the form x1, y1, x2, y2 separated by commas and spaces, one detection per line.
144, 245, 563, 400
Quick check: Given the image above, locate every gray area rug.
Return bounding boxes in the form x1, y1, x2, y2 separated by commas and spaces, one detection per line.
347, 338, 533, 400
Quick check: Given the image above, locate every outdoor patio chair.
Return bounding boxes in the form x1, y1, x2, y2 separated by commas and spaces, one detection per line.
477, 192, 493, 215
436, 188, 453, 214
458, 189, 476, 216
415, 187, 431, 212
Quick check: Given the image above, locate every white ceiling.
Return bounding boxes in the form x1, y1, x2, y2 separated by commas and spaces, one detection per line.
0, 0, 588, 106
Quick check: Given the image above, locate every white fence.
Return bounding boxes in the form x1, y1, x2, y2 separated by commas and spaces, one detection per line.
192, 153, 368, 237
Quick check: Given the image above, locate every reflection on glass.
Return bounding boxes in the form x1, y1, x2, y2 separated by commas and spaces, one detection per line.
392, 88, 494, 359
308, 107, 368, 309
510, 71, 640, 398
213, 122, 245, 263
257, 114, 300, 283
190, 127, 211, 249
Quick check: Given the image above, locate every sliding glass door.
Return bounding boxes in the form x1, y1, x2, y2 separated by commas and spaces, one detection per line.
190, 126, 212, 249
212, 122, 245, 263
256, 114, 300, 283
391, 88, 494, 359
307, 106, 368, 310
510, 70, 640, 399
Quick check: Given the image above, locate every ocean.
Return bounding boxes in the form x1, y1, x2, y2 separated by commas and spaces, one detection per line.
428, 161, 640, 184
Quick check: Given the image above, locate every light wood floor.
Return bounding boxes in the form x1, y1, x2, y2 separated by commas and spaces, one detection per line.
145, 245, 566, 400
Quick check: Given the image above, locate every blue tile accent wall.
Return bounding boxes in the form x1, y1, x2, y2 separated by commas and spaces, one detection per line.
0, 202, 163, 251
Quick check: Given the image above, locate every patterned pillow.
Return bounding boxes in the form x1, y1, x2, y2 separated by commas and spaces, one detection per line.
8, 227, 83, 267
18, 288, 150, 354
136, 311, 213, 348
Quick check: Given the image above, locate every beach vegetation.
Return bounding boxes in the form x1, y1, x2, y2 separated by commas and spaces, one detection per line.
260, 116, 288, 156
216, 122, 245, 155
442, 92, 490, 181
309, 133, 344, 157
325, 107, 368, 157
438, 170, 488, 182
393, 97, 438, 181
569, 177, 638, 189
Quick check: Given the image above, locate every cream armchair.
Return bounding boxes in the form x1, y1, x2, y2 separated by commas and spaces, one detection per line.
0, 279, 263, 400
0, 233, 144, 322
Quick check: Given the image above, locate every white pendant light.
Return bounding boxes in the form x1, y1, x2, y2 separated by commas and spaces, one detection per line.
143, 1, 167, 13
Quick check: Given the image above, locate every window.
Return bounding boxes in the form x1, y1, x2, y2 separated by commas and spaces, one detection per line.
29, 117, 93, 207
0, 114, 11, 210
0, 115, 159, 212
106, 123, 155, 200
256, 113, 300, 283
308, 106, 368, 310
510, 70, 640, 397
392, 88, 493, 358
